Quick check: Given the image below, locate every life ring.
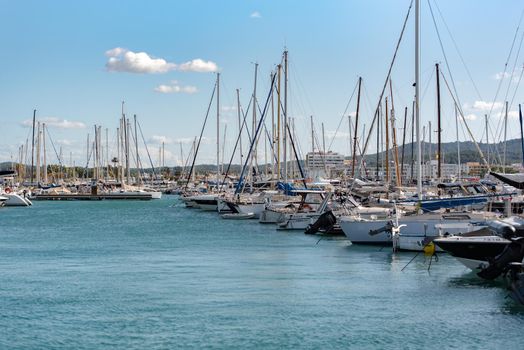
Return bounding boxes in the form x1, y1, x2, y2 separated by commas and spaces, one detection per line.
4, 187, 11, 193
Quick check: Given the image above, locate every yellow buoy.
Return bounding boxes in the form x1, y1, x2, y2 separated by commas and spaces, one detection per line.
423, 242, 435, 255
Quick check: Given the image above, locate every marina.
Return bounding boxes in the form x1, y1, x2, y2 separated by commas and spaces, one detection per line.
2, 0, 524, 348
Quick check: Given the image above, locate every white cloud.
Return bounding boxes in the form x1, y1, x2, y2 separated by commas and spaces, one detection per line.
21, 117, 86, 129
154, 81, 198, 94
494, 71, 511, 80
463, 113, 478, 121
105, 48, 218, 74
178, 59, 218, 73
149, 135, 173, 144
105, 47, 127, 57
250, 11, 261, 18
472, 100, 503, 111
106, 47, 176, 74
493, 69, 523, 82
508, 110, 519, 119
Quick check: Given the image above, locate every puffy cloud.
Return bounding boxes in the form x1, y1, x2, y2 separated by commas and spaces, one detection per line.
508, 110, 519, 119
250, 11, 261, 18
149, 135, 173, 144
21, 117, 86, 129
463, 113, 478, 121
154, 81, 198, 94
472, 100, 503, 111
106, 47, 176, 74
105, 48, 218, 74
178, 59, 218, 73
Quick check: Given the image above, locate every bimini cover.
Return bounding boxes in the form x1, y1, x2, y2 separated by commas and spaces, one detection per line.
490, 172, 524, 190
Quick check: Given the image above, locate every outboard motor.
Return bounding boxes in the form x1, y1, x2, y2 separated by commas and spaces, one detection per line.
477, 237, 524, 280
486, 220, 516, 239
305, 211, 337, 235
369, 221, 394, 236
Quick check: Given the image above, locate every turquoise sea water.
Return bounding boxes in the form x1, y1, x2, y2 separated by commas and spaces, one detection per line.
1, 196, 523, 349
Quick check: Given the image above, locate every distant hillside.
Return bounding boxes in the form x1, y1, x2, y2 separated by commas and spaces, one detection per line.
362, 138, 524, 166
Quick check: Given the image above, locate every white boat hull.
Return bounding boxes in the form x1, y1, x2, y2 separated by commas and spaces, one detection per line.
340, 218, 392, 244
236, 203, 266, 219
259, 209, 286, 224
341, 214, 488, 246
3, 193, 32, 207
277, 213, 320, 230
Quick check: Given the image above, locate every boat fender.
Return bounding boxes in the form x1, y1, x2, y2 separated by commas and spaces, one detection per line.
423, 242, 435, 255
4, 187, 11, 193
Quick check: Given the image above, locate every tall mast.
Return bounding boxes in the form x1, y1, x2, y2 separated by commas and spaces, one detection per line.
411, 101, 415, 183
116, 126, 120, 181
30, 109, 36, 184
485, 114, 489, 167
236, 88, 243, 170
43, 123, 47, 184
322, 122, 326, 154
277, 64, 282, 180
216, 73, 220, 187
252, 65, 258, 174
428, 121, 432, 179
283, 50, 289, 183
86, 133, 90, 180
121, 101, 125, 184
291, 118, 296, 178
270, 81, 275, 181
36, 122, 41, 184
519, 104, 524, 166
385, 97, 390, 184
134, 114, 140, 185
504, 101, 508, 173
249, 66, 257, 187
311, 116, 315, 154
415, 0, 422, 199
222, 124, 227, 176
455, 104, 461, 180
436, 63, 442, 180
400, 106, 408, 185
351, 77, 362, 178
106, 128, 109, 180
192, 138, 196, 182
125, 118, 130, 185
348, 115, 352, 162
389, 79, 401, 187
422, 125, 426, 179
376, 107, 380, 181
94, 125, 98, 180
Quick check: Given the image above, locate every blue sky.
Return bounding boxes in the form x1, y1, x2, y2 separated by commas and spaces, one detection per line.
1, 0, 524, 166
